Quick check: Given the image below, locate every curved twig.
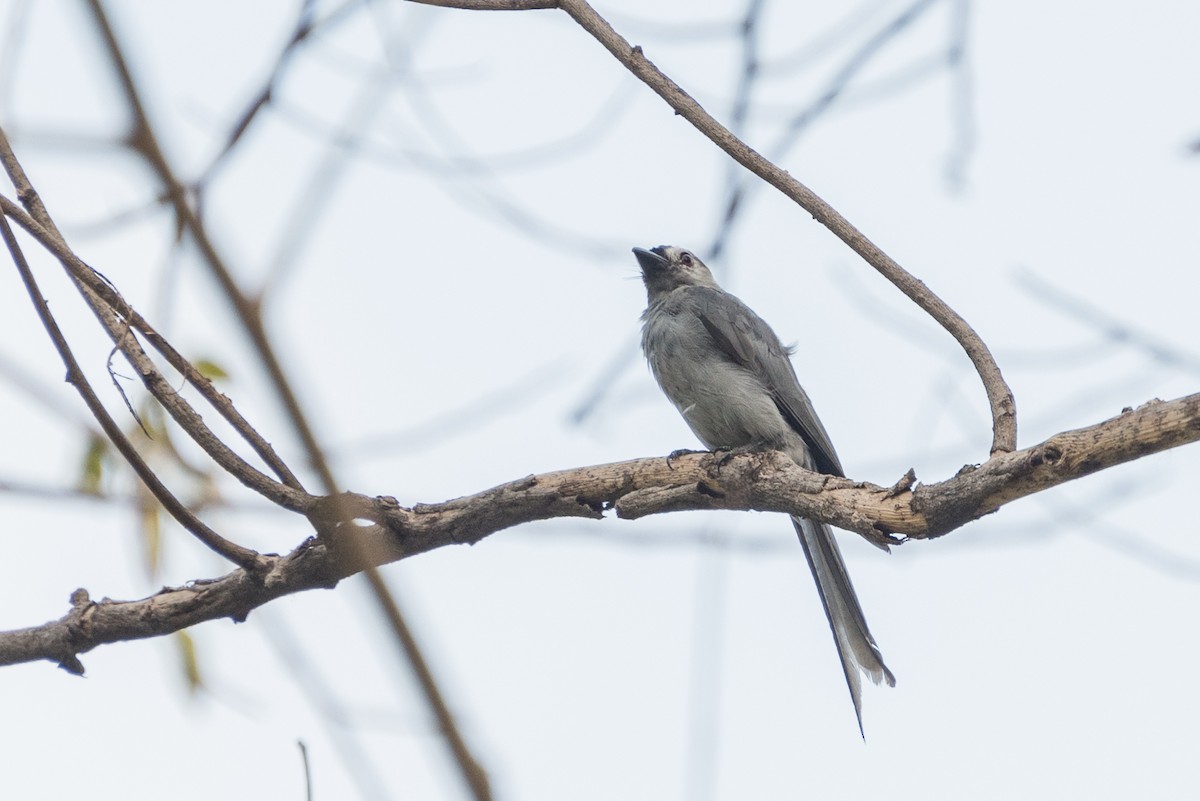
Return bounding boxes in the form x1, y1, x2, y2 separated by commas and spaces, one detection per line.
411, 0, 1018, 455
0, 126, 307, 500
0, 191, 312, 513
0, 210, 265, 573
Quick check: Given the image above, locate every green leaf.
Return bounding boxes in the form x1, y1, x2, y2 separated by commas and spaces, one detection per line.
175, 630, 204, 694
78, 433, 108, 495
193, 358, 229, 381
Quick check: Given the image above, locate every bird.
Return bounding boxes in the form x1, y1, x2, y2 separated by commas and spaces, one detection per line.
633, 244, 894, 734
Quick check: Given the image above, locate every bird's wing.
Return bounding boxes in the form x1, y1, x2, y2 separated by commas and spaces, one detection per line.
689, 287, 844, 476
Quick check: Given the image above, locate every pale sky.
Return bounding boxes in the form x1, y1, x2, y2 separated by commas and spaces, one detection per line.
1, 1, 1198, 799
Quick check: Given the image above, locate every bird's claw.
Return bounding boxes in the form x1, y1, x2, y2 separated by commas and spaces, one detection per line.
666, 448, 705, 470
713, 445, 756, 472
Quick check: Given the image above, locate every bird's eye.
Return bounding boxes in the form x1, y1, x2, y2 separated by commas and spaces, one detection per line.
679, 252, 694, 267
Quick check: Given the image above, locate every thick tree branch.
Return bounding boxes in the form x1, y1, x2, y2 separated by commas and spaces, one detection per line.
410, 0, 1017, 456
3, 392, 1196, 671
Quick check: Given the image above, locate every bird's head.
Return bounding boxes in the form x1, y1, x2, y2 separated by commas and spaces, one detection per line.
632, 245, 718, 302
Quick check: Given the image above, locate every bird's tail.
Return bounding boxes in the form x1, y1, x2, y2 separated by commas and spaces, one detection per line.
791, 515, 895, 735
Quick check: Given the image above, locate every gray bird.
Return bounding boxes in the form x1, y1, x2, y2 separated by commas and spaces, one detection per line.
634, 244, 894, 733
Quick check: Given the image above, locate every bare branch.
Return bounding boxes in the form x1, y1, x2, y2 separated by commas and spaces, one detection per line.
195, 0, 358, 187
1015, 267, 1200, 379
0, 124, 306, 499
944, 0, 976, 189
297, 740, 314, 801
81, 5, 494, 797
359, 567, 492, 801
711, 0, 938, 261
80, 0, 337, 504
3, 392, 1196, 672
0, 191, 311, 512
0, 210, 265, 573
413, 0, 556, 8
411, 0, 1018, 456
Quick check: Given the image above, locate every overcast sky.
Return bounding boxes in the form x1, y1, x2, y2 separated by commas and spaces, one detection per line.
1, 1, 1198, 799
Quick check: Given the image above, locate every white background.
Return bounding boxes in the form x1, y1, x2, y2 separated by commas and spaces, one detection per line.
1, 1, 1198, 799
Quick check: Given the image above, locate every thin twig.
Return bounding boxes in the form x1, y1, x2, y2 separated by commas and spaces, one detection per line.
944, 0, 975, 189
0, 190, 311, 512
82, 4, 493, 798
81, 0, 341, 502
1015, 267, 1200, 379
711, 0, 939, 257
0, 124, 305, 495
0, 209, 264, 573
707, 0, 762, 266
413, 0, 555, 8
297, 740, 314, 801
362, 567, 493, 801
198, 0, 322, 186
260, 612, 393, 801
414, 0, 1018, 456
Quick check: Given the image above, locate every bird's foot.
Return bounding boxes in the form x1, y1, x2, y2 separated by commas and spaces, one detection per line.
665, 448, 706, 470
713, 444, 758, 472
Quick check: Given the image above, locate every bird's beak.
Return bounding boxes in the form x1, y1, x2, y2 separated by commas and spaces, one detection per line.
633, 247, 669, 274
